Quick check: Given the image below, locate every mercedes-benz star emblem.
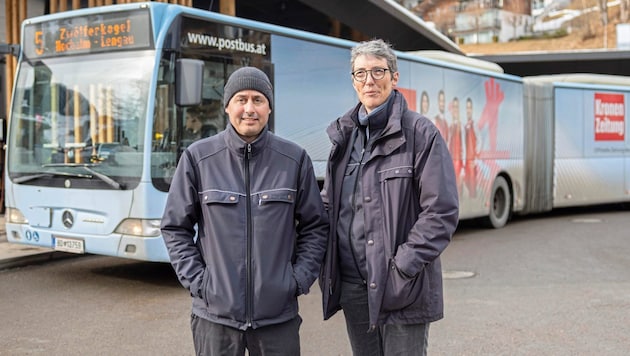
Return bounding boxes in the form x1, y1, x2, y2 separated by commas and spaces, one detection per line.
62, 210, 74, 229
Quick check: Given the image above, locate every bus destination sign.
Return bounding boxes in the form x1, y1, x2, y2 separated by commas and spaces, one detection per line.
23, 9, 153, 58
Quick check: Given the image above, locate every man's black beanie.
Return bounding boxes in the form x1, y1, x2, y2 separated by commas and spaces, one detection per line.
223, 67, 273, 109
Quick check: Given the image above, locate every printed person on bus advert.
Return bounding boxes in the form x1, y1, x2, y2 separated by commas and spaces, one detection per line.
420, 90, 430, 116
161, 67, 328, 356
433, 89, 449, 141
319, 39, 459, 356
464, 97, 479, 198
448, 96, 464, 194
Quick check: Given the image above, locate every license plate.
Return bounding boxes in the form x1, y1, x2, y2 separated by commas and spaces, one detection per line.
54, 236, 85, 254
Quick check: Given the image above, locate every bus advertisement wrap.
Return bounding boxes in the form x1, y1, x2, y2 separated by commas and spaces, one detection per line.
180, 16, 270, 60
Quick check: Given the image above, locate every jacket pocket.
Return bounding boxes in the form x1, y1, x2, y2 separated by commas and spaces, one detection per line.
256, 188, 296, 205
200, 190, 241, 205
199, 266, 211, 307
381, 259, 424, 312
378, 166, 418, 254
255, 261, 298, 320
378, 166, 414, 182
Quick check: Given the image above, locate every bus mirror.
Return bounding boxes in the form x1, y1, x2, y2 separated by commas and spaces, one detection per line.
176, 59, 204, 106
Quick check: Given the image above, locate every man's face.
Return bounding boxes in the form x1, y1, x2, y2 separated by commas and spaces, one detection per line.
452, 99, 460, 121
438, 92, 445, 113
466, 100, 473, 121
224, 90, 270, 142
186, 113, 202, 132
352, 54, 398, 114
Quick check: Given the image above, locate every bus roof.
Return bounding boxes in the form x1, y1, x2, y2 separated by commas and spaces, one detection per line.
523, 73, 630, 87
406, 50, 504, 74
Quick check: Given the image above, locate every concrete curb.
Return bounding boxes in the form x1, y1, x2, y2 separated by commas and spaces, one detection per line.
0, 214, 79, 270
0, 249, 71, 270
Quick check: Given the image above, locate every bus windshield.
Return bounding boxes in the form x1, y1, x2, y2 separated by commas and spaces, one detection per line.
8, 50, 154, 190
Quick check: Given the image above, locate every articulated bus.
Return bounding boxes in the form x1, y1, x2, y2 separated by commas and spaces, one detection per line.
522, 74, 630, 214
4, 2, 629, 262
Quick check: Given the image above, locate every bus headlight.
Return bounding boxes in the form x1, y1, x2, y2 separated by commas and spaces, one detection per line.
115, 219, 161, 237
7, 207, 28, 224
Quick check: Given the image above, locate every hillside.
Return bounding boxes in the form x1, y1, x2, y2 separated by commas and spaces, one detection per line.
458, 0, 626, 55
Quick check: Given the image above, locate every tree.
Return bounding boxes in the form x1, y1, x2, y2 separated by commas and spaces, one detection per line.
506, 14, 522, 41
463, 0, 486, 44
620, 0, 629, 22
431, 3, 458, 41
598, 0, 609, 48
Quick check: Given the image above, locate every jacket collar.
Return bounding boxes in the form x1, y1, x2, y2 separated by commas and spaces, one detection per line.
358, 93, 392, 127
380, 90, 406, 137
328, 90, 407, 142
326, 90, 408, 162
224, 123, 269, 157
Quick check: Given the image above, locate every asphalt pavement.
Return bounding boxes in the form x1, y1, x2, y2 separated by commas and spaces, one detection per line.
2, 207, 629, 354
0, 214, 73, 269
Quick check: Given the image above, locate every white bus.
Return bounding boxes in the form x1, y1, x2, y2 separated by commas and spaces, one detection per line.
7, 2, 625, 263
522, 74, 630, 214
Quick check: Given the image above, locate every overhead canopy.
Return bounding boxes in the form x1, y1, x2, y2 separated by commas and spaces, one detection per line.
472, 49, 630, 77
297, 0, 463, 54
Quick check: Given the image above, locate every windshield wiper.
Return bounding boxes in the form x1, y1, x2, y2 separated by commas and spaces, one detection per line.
13, 171, 91, 184
23, 163, 125, 190
80, 166, 122, 190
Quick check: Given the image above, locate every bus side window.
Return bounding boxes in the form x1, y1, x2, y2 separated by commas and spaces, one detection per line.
153, 84, 174, 153
182, 99, 221, 146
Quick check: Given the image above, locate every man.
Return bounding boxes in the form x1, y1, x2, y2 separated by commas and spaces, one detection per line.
183, 108, 204, 140
184, 108, 217, 143
161, 67, 328, 356
320, 39, 459, 356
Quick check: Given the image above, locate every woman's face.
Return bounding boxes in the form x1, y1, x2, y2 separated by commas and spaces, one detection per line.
352, 54, 399, 114
421, 94, 429, 115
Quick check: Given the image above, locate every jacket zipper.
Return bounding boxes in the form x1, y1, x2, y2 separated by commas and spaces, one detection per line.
348, 128, 368, 284
245, 143, 253, 328
328, 120, 345, 296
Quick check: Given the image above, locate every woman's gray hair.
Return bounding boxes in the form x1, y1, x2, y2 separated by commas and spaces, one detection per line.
350, 39, 398, 73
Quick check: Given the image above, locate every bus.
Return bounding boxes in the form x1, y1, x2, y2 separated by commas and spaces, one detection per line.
4, 2, 627, 262
522, 74, 630, 214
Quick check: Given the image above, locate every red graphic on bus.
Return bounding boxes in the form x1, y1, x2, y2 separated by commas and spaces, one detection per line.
594, 93, 625, 141
477, 78, 504, 152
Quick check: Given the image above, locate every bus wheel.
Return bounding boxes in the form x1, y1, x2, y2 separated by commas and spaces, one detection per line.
484, 176, 511, 229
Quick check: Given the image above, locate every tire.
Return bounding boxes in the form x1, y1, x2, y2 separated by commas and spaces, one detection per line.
483, 176, 512, 228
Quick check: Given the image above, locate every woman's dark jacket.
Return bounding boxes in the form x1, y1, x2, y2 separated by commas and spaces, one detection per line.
320, 90, 459, 327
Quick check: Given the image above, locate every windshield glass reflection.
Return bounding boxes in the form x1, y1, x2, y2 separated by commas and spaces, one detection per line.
8, 51, 154, 189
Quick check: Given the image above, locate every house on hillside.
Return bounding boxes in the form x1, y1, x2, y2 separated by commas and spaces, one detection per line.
453, 0, 532, 44
405, 0, 534, 44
